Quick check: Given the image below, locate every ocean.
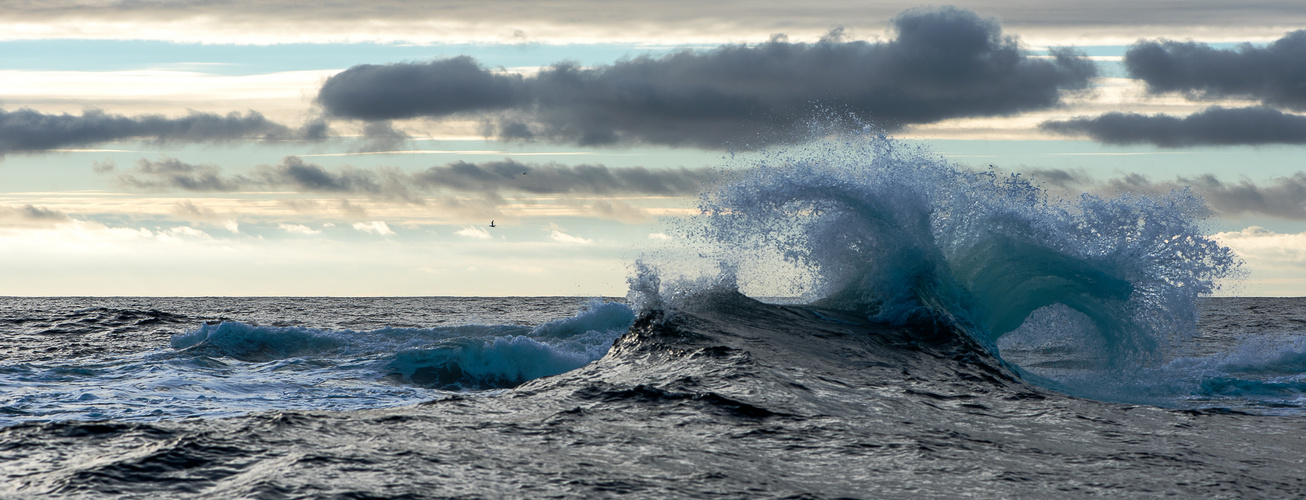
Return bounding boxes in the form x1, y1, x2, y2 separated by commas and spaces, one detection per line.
4, 133, 1306, 497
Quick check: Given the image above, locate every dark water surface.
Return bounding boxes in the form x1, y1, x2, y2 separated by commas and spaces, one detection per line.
2, 295, 1305, 498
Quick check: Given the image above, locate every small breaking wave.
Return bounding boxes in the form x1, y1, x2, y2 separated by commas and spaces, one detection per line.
170, 299, 634, 391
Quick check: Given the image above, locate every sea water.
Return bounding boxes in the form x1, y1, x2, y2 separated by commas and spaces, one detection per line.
0, 297, 632, 424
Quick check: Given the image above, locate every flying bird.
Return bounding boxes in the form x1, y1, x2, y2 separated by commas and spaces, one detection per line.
489, 220, 496, 228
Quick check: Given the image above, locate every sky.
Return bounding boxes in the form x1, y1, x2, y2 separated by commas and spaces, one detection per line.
2, 1, 1306, 296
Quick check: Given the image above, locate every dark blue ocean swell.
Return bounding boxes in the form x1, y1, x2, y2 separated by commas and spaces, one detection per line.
170, 299, 634, 391
171, 322, 350, 361
661, 129, 1243, 406
387, 301, 635, 389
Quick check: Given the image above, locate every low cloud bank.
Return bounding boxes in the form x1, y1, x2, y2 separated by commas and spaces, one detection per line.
105, 156, 716, 199
0, 204, 70, 227
1025, 168, 1306, 220
1040, 106, 1306, 147
0, 108, 323, 155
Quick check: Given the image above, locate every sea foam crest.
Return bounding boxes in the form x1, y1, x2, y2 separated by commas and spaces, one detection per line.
656, 130, 1238, 378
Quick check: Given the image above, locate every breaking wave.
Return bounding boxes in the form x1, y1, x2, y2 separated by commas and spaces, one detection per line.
636, 129, 1276, 408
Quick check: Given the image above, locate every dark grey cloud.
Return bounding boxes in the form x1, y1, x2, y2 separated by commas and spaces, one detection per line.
1183, 173, 1306, 219
113, 158, 242, 192
1125, 30, 1306, 109
1022, 167, 1092, 189
1044, 31, 1306, 148
251, 157, 394, 197
1039, 106, 1306, 146
1026, 168, 1306, 220
112, 156, 408, 200
317, 7, 1095, 149
108, 156, 715, 200
0, 108, 318, 155
319, 56, 524, 121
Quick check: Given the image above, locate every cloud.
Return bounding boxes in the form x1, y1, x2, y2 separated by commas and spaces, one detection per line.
171, 200, 240, 232
113, 156, 416, 201
158, 226, 213, 241
1125, 30, 1306, 109
0, 108, 315, 155
119, 159, 242, 191
1025, 169, 1306, 220
352, 220, 394, 235
1022, 167, 1092, 189
1039, 106, 1306, 146
110, 156, 715, 199
0, 204, 71, 228
1213, 226, 1306, 269
355, 121, 410, 152
412, 159, 713, 195
582, 199, 648, 224
317, 7, 1095, 149
1179, 173, 1306, 219
279, 223, 322, 235
455, 226, 493, 239
336, 200, 369, 218
320, 56, 525, 121
251, 157, 411, 200
549, 229, 592, 244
